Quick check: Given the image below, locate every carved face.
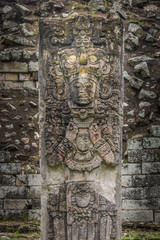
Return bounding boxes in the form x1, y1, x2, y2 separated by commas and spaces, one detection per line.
75, 191, 91, 208
69, 73, 96, 105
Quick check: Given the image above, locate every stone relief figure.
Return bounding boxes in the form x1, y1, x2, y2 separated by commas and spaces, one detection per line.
47, 183, 117, 240
43, 15, 121, 171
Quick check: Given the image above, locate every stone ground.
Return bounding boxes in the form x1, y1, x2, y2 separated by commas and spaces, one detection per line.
0, 221, 160, 240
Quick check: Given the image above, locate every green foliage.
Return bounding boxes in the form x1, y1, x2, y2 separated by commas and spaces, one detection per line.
122, 228, 160, 239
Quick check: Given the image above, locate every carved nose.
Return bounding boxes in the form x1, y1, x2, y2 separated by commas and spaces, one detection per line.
79, 54, 87, 65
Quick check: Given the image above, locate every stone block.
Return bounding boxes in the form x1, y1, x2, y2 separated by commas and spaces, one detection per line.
144, 186, 160, 199
122, 176, 132, 187
124, 33, 139, 51
122, 210, 153, 222
0, 175, 16, 186
122, 163, 141, 175
155, 211, 160, 223
128, 23, 146, 39
16, 175, 27, 185
134, 62, 150, 78
0, 200, 3, 210
0, 163, 21, 175
23, 81, 35, 89
0, 62, 28, 73
19, 73, 31, 81
29, 61, 38, 72
142, 163, 160, 174
3, 81, 23, 89
128, 55, 153, 66
0, 186, 29, 199
133, 175, 160, 187
27, 174, 41, 186
127, 138, 143, 150
0, 73, 18, 81
151, 125, 160, 137
128, 149, 154, 163
0, 151, 10, 162
28, 209, 41, 220
29, 186, 41, 198
4, 199, 32, 210
122, 187, 144, 200
122, 199, 150, 210
139, 89, 157, 100
0, 210, 28, 221
32, 199, 41, 209
143, 137, 160, 149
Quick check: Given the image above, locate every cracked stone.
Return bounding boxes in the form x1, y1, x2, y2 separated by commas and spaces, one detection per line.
16, 4, 32, 16
124, 33, 139, 51
128, 55, 154, 66
139, 89, 157, 99
128, 23, 146, 39
2, 35, 35, 47
134, 62, 150, 78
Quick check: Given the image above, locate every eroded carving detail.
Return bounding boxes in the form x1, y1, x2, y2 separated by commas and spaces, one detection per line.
47, 183, 117, 240
41, 15, 122, 171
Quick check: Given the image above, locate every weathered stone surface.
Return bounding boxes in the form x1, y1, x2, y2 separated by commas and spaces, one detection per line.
28, 209, 41, 220
0, 186, 29, 199
29, 186, 41, 198
144, 186, 160, 199
17, 174, 41, 186
0, 62, 28, 73
0, 210, 28, 221
0, 163, 21, 175
122, 163, 141, 175
23, 50, 35, 60
16, 4, 32, 16
40, 15, 122, 239
155, 211, 160, 223
138, 109, 146, 118
139, 101, 151, 108
3, 20, 19, 32
29, 61, 38, 72
124, 71, 143, 89
128, 55, 153, 66
20, 23, 34, 37
145, 33, 156, 43
122, 210, 153, 222
134, 62, 150, 78
150, 125, 160, 137
128, 138, 143, 150
124, 33, 139, 51
2, 35, 35, 47
143, 137, 160, 149
139, 88, 157, 99
128, 23, 146, 39
122, 175, 132, 187
128, 149, 155, 163
133, 175, 160, 187
0, 175, 16, 186
0, 151, 10, 163
19, 73, 30, 81
4, 199, 32, 210
122, 199, 150, 209
122, 188, 144, 200
142, 163, 160, 174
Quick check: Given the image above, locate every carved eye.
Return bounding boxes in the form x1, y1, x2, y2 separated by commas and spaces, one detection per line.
89, 55, 98, 63
67, 55, 77, 64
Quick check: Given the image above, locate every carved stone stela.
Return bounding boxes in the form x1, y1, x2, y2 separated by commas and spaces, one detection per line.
40, 14, 122, 240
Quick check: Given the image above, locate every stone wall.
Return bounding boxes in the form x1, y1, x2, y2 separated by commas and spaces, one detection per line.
0, 0, 160, 226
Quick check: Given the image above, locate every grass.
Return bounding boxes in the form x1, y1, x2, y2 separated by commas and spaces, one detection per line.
122, 228, 160, 239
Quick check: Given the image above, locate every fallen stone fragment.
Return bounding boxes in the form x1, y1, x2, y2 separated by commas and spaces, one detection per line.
134, 62, 150, 78
2, 35, 35, 47
3, 20, 19, 32
139, 101, 151, 108
6, 103, 16, 111
21, 138, 29, 144
124, 33, 139, 51
128, 55, 154, 66
124, 71, 143, 89
139, 88, 157, 99
150, 125, 160, 137
128, 23, 146, 39
138, 109, 146, 118
16, 4, 32, 16
5, 124, 14, 129
145, 33, 156, 43
20, 23, 34, 37
29, 101, 37, 108
2, 5, 12, 14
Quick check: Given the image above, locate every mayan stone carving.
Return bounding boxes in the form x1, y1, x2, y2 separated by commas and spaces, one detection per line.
40, 14, 123, 240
